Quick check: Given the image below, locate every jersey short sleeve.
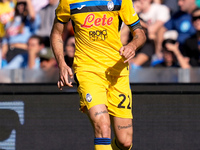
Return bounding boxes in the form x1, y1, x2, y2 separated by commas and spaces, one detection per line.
119, 0, 139, 26
55, 0, 71, 23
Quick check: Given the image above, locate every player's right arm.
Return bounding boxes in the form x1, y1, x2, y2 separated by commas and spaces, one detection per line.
50, 18, 73, 89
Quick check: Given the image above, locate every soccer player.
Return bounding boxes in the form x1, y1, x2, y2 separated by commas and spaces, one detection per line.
50, 0, 146, 149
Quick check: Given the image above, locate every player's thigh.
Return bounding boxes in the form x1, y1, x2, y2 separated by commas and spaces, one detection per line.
74, 72, 108, 112
87, 104, 109, 120
111, 116, 133, 144
107, 75, 132, 119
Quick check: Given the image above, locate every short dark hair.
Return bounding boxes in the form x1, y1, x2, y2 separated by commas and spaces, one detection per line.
162, 39, 176, 50
29, 35, 44, 45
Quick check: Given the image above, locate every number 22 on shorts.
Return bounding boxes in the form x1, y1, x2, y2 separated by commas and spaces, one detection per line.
118, 94, 131, 109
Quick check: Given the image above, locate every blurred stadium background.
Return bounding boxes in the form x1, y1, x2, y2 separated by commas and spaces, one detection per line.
1, 0, 200, 149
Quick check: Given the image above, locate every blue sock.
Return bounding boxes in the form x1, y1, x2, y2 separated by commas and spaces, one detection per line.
94, 138, 112, 150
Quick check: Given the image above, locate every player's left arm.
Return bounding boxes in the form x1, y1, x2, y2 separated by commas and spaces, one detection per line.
119, 23, 146, 63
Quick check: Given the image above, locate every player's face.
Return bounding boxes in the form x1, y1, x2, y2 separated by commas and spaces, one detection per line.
192, 10, 200, 31
178, 0, 195, 13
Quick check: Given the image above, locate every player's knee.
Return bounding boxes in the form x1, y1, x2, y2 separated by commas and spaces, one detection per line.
101, 123, 111, 137
94, 122, 110, 138
118, 138, 132, 149
122, 140, 132, 149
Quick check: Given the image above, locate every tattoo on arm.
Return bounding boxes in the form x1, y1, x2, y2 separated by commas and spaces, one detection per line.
94, 110, 108, 117
127, 22, 146, 50
133, 34, 139, 40
117, 124, 132, 130
129, 22, 142, 31
58, 39, 63, 44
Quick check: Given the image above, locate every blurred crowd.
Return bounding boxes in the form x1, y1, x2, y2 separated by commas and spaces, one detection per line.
0, 0, 200, 70
127, 0, 200, 69
0, 0, 74, 70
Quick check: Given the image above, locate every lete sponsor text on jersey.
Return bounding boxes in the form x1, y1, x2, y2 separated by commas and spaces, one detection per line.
81, 14, 113, 28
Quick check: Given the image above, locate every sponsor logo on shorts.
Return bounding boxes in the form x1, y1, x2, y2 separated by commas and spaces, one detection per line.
86, 93, 92, 102
81, 14, 113, 28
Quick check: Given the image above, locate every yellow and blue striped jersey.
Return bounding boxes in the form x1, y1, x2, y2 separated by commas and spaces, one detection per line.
56, 0, 139, 76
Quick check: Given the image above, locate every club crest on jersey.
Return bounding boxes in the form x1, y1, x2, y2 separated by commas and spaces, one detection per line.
86, 93, 92, 103
107, 1, 114, 11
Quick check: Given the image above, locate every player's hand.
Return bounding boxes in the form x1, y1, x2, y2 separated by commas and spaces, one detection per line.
119, 44, 137, 63
57, 64, 73, 90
